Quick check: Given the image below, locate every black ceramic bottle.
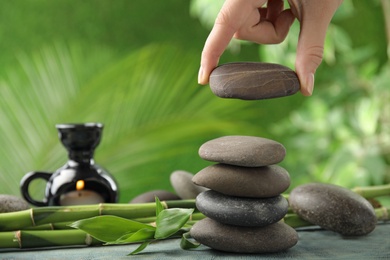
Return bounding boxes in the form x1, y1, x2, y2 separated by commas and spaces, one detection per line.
20, 123, 119, 206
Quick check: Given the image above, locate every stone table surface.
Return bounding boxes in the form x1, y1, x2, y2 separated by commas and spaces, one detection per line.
1, 222, 389, 259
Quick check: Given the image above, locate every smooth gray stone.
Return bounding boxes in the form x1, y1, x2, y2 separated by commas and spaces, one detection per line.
0, 194, 30, 213
193, 164, 290, 198
130, 190, 180, 203
289, 183, 377, 236
196, 190, 288, 227
170, 170, 208, 199
191, 218, 298, 253
199, 135, 286, 167
209, 62, 300, 100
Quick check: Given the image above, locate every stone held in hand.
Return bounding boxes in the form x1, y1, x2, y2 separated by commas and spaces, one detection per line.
199, 135, 286, 167
196, 190, 288, 227
191, 218, 298, 253
209, 62, 300, 100
289, 183, 377, 236
129, 190, 180, 203
193, 164, 290, 198
170, 170, 208, 199
0, 194, 30, 213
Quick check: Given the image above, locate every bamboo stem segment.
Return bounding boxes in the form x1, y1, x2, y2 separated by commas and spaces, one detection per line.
0, 200, 197, 232
0, 230, 102, 249
352, 184, 390, 199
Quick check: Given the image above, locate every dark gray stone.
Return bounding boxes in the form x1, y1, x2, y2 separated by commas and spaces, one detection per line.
199, 135, 286, 167
0, 195, 30, 213
196, 190, 288, 227
170, 170, 208, 199
289, 183, 377, 236
193, 164, 290, 198
191, 218, 298, 253
130, 190, 180, 203
209, 62, 300, 100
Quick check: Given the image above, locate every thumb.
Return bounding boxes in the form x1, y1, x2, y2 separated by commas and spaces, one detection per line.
293, 2, 341, 96
295, 21, 327, 96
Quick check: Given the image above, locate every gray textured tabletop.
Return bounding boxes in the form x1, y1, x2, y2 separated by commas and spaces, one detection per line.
1, 223, 389, 259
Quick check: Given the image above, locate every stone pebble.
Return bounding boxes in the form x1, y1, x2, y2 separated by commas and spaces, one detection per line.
170, 170, 208, 199
0, 194, 30, 213
209, 62, 300, 100
193, 163, 290, 198
198, 135, 286, 167
196, 190, 288, 227
289, 183, 377, 236
191, 218, 298, 253
130, 190, 180, 203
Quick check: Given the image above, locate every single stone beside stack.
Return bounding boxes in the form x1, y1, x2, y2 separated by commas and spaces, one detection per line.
0, 195, 30, 213
191, 135, 298, 253
170, 170, 208, 199
289, 183, 377, 236
129, 170, 208, 203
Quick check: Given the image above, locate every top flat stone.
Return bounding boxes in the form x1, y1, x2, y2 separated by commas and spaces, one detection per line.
199, 136, 286, 167
209, 62, 300, 100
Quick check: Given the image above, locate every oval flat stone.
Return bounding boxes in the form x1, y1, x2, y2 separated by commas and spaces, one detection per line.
193, 164, 290, 197
170, 170, 208, 199
209, 62, 300, 100
0, 195, 30, 213
191, 218, 298, 253
196, 190, 288, 227
289, 183, 377, 236
199, 135, 286, 167
130, 190, 180, 203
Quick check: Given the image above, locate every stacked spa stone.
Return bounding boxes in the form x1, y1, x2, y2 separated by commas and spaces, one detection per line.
190, 135, 298, 253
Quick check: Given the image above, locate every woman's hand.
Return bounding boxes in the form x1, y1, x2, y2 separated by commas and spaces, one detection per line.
198, 0, 343, 96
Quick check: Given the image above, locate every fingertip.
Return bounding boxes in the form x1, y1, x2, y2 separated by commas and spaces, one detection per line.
197, 66, 207, 85
300, 73, 314, 96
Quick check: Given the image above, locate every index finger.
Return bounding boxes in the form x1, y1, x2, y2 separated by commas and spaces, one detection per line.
198, 0, 267, 84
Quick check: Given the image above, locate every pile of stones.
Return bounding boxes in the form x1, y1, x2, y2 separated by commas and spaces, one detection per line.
190, 135, 298, 253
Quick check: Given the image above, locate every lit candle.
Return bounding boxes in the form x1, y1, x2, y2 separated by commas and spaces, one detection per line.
59, 180, 105, 206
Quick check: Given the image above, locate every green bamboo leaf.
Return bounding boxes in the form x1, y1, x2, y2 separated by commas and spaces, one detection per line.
69, 215, 155, 242
129, 240, 153, 255
155, 196, 164, 216
154, 208, 194, 239
180, 231, 200, 250
106, 228, 155, 245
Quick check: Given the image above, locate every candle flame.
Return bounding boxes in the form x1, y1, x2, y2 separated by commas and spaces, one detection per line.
76, 180, 85, 191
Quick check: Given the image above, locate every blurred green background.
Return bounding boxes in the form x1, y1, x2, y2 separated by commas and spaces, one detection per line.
0, 0, 388, 204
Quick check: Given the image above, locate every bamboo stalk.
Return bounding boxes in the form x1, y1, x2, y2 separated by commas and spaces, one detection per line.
24, 222, 73, 230
375, 206, 390, 221
284, 213, 312, 228
0, 230, 102, 249
25, 212, 206, 231
0, 232, 20, 248
0, 200, 197, 232
352, 184, 390, 199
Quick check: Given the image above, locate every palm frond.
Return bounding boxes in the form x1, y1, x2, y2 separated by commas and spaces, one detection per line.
0, 43, 265, 202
